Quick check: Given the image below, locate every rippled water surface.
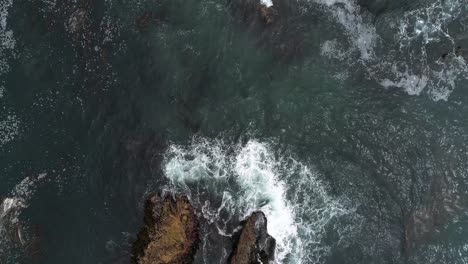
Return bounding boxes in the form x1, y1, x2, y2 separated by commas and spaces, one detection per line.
1, 0, 468, 263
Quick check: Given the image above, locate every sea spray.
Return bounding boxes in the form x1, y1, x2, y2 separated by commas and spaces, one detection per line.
232, 141, 298, 261
163, 137, 354, 263
0, 114, 19, 146
261, 0, 274, 7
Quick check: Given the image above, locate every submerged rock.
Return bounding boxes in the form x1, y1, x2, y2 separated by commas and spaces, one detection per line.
229, 211, 276, 264
136, 12, 153, 31
228, 0, 280, 28
228, 0, 307, 62
131, 194, 199, 264
404, 173, 464, 251
259, 4, 275, 25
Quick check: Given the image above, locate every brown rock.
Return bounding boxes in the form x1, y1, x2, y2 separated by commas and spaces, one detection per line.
136, 12, 153, 30
229, 212, 276, 264
132, 194, 199, 264
228, 0, 279, 27
259, 5, 274, 25
228, 0, 306, 62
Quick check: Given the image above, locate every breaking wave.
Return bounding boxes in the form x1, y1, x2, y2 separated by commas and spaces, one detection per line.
162, 137, 355, 263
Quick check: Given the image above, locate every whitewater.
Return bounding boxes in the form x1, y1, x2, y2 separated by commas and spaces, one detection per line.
163, 138, 355, 263
316, 0, 468, 101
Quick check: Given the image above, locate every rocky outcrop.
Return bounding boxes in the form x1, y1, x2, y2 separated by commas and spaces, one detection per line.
229, 212, 276, 264
228, 0, 279, 26
228, 0, 280, 30
131, 194, 199, 264
131, 195, 277, 264
227, 0, 306, 62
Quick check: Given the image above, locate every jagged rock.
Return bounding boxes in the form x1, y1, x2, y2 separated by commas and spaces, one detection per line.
229, 212, 276, 264
259, 5, 275, 25
228, 0, 279, 28
228, 0, 307, 62
131, 194, 199, 264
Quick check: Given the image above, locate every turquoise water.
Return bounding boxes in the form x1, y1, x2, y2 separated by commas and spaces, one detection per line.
1, 0, 468, 263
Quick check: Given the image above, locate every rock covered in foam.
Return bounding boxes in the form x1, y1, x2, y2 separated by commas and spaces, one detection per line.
229, 211, 276, 264
1, 197, 27, 246
131, 194, 199, 264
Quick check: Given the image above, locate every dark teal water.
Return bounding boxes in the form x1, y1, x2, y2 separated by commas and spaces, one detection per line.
1, 0, 468, 263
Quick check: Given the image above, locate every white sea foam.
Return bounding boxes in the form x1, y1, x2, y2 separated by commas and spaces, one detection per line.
0, 197, 26, 250
320, 39, 350, 61
0, 0, 15, 75
0, 0, 21, 149
315, 0, 468, 101
0, 174, 48, 253
260, 0, 274, 8
411, 243, 468, 263
0, 0, 15, 117
379, 71, 429, 96
0, 114, 19, 146
316, 0, 376, 60
232, 141, 298, 260
0, 198, 25, 219
163, 137, 354, 263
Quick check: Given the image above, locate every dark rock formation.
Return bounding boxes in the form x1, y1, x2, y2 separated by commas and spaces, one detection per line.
136, 12, 153, 31
131, 194, 199, 264
229, 211, 276, 264
228, 0, 279, 27
228, 0, 307, 62
24, 225, 41, 263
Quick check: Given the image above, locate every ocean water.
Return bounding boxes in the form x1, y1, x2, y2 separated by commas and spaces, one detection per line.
1, 0, 468, 263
